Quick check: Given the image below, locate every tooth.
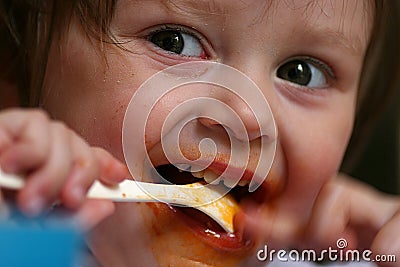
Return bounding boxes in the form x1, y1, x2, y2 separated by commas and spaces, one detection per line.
203, 170, 220, 184
223, 178, 237, 188
175, 164, 191, 172
191, 170, 205, 179
238, 180, 249, 187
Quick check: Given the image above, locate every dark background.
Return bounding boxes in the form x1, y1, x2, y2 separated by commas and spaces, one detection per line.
343, 92, 399, 194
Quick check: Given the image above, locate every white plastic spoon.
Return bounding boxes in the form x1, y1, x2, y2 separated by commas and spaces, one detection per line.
0, 167, 239, 233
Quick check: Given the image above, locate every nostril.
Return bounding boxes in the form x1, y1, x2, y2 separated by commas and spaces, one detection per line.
198, 117, 220, 128
198, 116, 247, 142
198, 116, 259, 143
198, 105, 266, 142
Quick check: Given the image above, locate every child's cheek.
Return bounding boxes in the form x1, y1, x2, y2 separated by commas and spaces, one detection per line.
270, 91, 354, 208
273, 127, 350, 224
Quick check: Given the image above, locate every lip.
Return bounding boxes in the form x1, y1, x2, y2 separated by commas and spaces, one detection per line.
167, 204, 254, 251
144, 202, 256, 266
150, 155, 262, 188
145, 148, 274, 252
149, 163, 256, 251
205, 160, 259, 186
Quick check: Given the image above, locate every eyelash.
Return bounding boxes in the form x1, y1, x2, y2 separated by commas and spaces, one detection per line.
276, 56, 336, 90
282, 56, 335, 80
303, 57, 335, 80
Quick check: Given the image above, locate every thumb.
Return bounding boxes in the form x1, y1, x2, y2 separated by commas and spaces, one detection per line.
237, 201, 304, 250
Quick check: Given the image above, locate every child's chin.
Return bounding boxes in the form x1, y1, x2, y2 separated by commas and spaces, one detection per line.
141, 202, 256, 266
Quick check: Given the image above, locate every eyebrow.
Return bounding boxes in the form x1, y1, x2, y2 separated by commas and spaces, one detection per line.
161, 0, 369, 55
306, 27, 366, 55
161, 0, 230, 17
286, 1, 372, 55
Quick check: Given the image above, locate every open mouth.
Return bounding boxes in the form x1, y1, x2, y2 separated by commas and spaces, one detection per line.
154, 164, 254, 250
155, 164, 250, 201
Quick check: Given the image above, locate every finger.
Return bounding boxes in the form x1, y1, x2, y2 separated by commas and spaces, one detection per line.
304, 180, 350, 248
17, 122, 73, 216
0, 190, 10, 220
73, 199, 115, 232
0, 126, 12, 153
0, 109, 50, 173
61, 144, 128, 209
347, 184, 398, 229
306, 176, 399, 250
371, 209, 400, 267
239, 200, 303, 249
60, 136, 100, 209
92, 147, 128, 185
345, 179, 399, 249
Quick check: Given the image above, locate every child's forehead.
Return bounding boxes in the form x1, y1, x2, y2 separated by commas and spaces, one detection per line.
151, 0, 374, 18
118, 0, 374, 30
115, 0, 373, 54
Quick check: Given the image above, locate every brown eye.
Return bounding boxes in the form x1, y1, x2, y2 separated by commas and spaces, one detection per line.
151, 30, 184, 54
277, 59, 328, 88
149, 29, 205, 58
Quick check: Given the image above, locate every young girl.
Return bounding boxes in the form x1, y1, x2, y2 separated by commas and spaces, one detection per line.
0, 0, 399, 266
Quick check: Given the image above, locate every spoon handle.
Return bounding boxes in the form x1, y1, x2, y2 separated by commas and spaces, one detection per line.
0, 168, 25, 190
0, 168, 216, 205
87, 180, 164, 203
0, 167, 238, 233
0, 167, 179, 203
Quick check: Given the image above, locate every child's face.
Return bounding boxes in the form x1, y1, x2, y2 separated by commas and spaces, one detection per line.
42, 0, 372, 266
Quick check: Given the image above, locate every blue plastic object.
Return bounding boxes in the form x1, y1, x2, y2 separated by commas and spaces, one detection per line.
0, 217, 82, 267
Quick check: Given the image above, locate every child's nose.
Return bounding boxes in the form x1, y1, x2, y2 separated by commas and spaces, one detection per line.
198, 94, 265, 142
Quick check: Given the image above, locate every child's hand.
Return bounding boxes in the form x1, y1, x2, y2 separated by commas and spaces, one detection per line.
240, 174, 400, 267
0, 108, 128, 229
302, 175, 400, 267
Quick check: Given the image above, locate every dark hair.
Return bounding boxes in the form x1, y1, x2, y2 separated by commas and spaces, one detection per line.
0, 0, 116, 105
344, 1, 400, 171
